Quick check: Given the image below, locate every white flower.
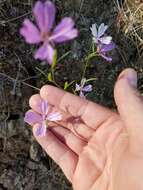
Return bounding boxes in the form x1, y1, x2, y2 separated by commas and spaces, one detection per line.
90, 23, 112, 45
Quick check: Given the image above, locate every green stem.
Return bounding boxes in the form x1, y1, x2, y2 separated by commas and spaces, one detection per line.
51, 67, 61, 88
82, 52, 97, 79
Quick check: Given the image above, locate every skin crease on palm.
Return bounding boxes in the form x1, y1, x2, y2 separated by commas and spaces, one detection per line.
28, 68, 143, 190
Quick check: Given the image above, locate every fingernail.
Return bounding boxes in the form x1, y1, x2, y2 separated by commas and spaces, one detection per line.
119, 70, 137, 88
127, 70, 137, 88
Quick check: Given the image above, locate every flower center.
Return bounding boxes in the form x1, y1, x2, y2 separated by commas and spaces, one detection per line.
41, 32, 49, 42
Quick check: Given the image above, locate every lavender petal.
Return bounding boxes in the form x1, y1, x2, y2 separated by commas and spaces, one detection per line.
34, 44, 55, 64
33, 1, 45, 32
100, 53, 112, 62
34, 45, 48, 60
41, 101, 49, 115
47, 112, 62, 121
44, 1, 56, 32
46, 44, 55, 64
99, 36, 112, 45
100, 42, 115, 52
24, 110, 42, 125
20, 19, 41, 44
50, 17, 78, 43
82, 85, 93, 92
35, 122, 47, 137
79, 91, 85, 98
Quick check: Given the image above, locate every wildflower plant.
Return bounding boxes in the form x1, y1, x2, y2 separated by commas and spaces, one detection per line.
20, 1, 116, 136
90, 23, 115, 62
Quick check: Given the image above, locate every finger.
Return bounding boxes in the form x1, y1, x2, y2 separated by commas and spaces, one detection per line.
33, 123, 78, 181
56, 120, 94, 140
114, 68, 143, 151
51, 125, 86, 155
40, 85, 114, 129
29, 94, 43, 113
29, 93, 94, 139
29, 93, 70, 121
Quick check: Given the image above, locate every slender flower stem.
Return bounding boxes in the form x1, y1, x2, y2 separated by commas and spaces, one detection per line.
36, 66, 60, 88
51, 67, 61, 88
82, 52, 97, 79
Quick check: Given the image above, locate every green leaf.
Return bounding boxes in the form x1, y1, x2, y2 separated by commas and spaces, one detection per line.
51, 50, 57, 69
64, 81, 69, 90
47, 72, 52, 82
86, 77, 97, 82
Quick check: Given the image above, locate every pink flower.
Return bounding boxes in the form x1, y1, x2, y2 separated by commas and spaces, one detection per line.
75, 78, 92, 98
20, 1, 78, 64
24, 100, 62, 136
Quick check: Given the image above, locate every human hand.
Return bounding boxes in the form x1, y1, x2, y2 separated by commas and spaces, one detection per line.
28, 68, 143, 190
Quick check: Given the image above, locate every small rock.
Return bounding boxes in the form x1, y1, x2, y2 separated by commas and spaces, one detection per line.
26, 161, 38, 170
30, 141, 42, 162
0, 120, 20, 138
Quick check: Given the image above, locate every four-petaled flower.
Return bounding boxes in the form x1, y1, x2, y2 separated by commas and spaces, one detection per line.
90, 23, 112, 45
20, 1, 78, 64
24, 100, 62, 136
97, 42, 115, 62
75, 78, 92, 98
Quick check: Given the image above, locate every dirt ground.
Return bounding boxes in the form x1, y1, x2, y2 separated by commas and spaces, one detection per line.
0, 0, 142, 189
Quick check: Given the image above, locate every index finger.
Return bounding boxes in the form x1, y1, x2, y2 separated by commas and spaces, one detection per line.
40, 85, 115, 129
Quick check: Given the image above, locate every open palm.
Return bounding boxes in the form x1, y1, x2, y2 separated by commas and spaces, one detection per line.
28, 69, 143, 190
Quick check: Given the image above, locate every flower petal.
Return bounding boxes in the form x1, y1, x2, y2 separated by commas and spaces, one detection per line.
20, 19, 41, 44
100, 53, 112, 62
79, 91, 85, 98
44, 1, 56, 32
50, 17, 78, 43
33, 1, 45, 31
35, 122, 47, 136
34, 44, 55, 64
75, 84, 81, 91
99, 36, 112, 45
41, 101, 49, 115
98, 23, 108, 38
90, 23, 97, 38
82, 85, 93, 92
100, 43, 115, 52
34, 45, 48, 60
47, 112, 62, 121
46, 44, 55, 64
33, 1, 55, 33
24, 110, 42, 125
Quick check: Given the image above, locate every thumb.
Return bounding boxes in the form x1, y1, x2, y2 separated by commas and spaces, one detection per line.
114, 68, 143, 151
